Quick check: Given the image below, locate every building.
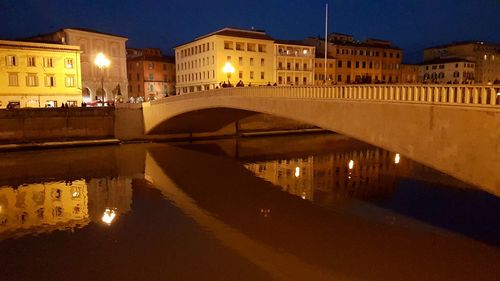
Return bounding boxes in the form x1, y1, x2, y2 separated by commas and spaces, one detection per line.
274, 40, 315, 85
423, 41, 500, 84
26, 28, 129, 103
419, 57, 475, 84
127, 48, 176, 101
0, 40, 82, 108
175, 27, 276, 94
313, 52, 336, 85
305, 33, 403, 84
399, 64, 419, 84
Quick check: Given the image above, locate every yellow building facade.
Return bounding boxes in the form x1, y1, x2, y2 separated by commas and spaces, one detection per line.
0, 40, 82, 108
313, 56, 336, 85
175, 28, 276, 94
274, 41, 315, 85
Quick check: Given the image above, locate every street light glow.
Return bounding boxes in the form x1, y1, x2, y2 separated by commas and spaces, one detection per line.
222, 62, 235, 75
348, 160, 354, 170
95, 52, 110, 68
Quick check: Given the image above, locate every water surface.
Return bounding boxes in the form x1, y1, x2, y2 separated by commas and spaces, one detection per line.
1, 134, 499, 281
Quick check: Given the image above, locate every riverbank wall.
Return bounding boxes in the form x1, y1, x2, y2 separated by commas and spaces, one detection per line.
0, 107, 319, 145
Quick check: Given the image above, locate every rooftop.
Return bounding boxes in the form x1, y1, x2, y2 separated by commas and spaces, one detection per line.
127, 55, 175, 63
274, 39, 315, 47
421, 57, 475, 65
425, 40, 500, 50
0, 39, 80, 51
196, 27, 274, 41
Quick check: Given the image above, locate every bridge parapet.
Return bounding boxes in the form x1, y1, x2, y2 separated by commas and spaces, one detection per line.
150, 85, 500, 107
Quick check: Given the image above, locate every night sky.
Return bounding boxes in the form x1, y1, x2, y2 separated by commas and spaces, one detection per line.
1, 0, 499, 63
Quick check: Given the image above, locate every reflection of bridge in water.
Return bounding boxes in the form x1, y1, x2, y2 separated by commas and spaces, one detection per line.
143, 85, 500, 195
144, 144, 500, 281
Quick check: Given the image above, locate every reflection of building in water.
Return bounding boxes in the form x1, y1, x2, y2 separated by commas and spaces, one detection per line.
245, 156, 314, 200
87, 177, 133, 223
0, 177, 133, 239
245, 149, 413, 202
0, 180, 89, 239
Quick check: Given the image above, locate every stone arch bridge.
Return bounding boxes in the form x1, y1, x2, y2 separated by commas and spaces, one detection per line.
142, 85, 500, 195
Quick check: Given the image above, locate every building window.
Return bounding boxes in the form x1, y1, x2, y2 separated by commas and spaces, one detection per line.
137, 85, 141, 92
303, 77, 307, 84
149, 84, 154, 92
224, 41, 233, 50
250, 58, 254, 66
355, 61, 359, 68
45, 75, 56, 87
65, 76, 75, 87
369, 62, 373, 69
149, 73, 154, 81
337, 60, 342, 68
65, 58, 74, 68
261, 58, 265, 67
278, 76, 283, 84
303, 63, 307, 70
236, 42, 244, 51
287, 62, 291, 70
295, 63, 299, 70
6, 55, 17, 66
337, 74, 342, 82
26, 74, 38, 86
247, 43, 256, 52
8, 73, 18, 86
239, 57, 243, 66
239, 71, 243, 79
347, 61, 351, 68
149, 62, 154, 70
362, 62, 366, 68
260, 72, 264, 79
258, 44, 266, 52
250, 71, 254, 79
28, 56, 36, 67
43, 57, 54, 68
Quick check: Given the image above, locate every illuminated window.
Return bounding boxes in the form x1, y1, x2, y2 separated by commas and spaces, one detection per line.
43, 57, 54, 68
6, 55, 17, 66
65, 76, 75, 87
45, 75, 56, 87
28, 56, 36, 67
65, 58, 74, 68
8, 73, 18, 86
26, 73, 38, 86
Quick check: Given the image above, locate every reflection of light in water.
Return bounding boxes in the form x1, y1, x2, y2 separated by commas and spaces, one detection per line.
260, 208, 271, 218
295, 166, 300, 177
348, 160, 354, 170
101, 208, 117, 225
394, 153, 401, 164
301, 192, 306, 200
0, 205, 2, 213
72, 191, 80, 198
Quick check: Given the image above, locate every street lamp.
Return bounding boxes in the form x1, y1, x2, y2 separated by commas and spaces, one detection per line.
222, 62, 235, 86
94, 53, 110, 105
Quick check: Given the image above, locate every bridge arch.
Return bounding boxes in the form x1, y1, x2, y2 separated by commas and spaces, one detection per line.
143, 86, 500, 195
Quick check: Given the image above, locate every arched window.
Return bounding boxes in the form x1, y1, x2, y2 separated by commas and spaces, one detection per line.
454, 71, 460, 78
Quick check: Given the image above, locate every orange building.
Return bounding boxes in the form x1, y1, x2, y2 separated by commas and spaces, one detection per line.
127, 48, 176, 101
399, 64, 420, 83
305, 33, 402, 84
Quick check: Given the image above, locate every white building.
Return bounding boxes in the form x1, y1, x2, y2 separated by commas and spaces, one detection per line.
420, 57, 475, 84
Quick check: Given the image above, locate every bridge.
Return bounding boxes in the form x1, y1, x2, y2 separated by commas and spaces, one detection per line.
142, 85, 500, 195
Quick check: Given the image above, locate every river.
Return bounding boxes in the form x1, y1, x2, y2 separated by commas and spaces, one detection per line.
0, 133, 499, 281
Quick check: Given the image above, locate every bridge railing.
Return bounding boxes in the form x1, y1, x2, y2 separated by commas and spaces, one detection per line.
151, 85, 500, 107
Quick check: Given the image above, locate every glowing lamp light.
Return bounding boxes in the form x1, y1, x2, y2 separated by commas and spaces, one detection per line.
303, 49, 308, 55
348, 160, 354, 170
101, 208, 117, 225
94, 53, 110, 68
222, 62, 235, 75
295, 166, 300, 177
301, 192, 306, 200
394, 153, 401, 164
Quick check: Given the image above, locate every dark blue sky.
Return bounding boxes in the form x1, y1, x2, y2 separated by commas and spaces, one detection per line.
1, 0, 499, 63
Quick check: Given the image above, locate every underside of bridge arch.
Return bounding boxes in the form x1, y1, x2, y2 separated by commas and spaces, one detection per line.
147, 107, 319, 135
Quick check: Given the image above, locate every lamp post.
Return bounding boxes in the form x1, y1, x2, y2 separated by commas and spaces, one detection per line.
222, 62, 235, 86
94, 53, 110, 105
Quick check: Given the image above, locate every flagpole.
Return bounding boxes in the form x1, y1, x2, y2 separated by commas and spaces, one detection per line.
324, 3, 328, 83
